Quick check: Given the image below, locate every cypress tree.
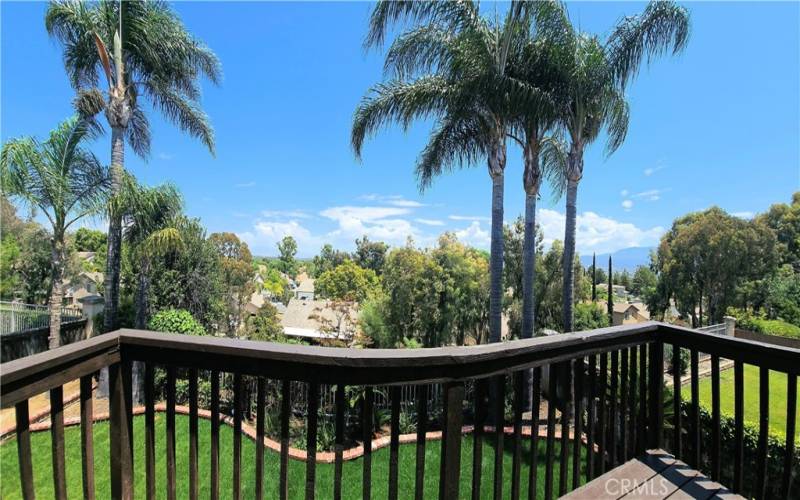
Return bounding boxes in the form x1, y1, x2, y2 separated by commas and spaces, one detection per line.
607, 256, 614, 324
591, 252, 597, 302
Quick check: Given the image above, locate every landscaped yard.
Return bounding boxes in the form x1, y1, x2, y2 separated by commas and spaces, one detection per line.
1, 414, 581, 499
697, 363, 800, 438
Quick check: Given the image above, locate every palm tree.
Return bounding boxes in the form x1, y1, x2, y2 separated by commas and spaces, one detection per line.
553, 1, 690, 332
506, 6, 571, 342
1, 117, 109, 349
352, 0, 538, 344
117, 179, 184, 329
45, 0, 221, 333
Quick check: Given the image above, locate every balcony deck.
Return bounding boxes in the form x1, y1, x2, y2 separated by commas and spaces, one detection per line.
564, 449, 744, 499
0, 322, 796, 499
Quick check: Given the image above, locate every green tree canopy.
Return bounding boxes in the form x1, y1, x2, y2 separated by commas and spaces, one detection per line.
316, 260, 380, 303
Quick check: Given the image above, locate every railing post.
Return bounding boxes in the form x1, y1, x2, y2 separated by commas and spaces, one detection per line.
647, 340, 664, 450
109, 359, 133, 500
440, 381, 465, 500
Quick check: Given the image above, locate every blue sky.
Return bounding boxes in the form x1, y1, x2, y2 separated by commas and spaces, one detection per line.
2, 1, 798, 258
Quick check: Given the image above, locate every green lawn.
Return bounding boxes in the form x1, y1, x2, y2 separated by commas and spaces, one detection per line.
697, 364, 800, 438
1, 414, 582, 499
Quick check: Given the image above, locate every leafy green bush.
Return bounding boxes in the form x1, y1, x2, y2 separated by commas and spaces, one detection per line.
677, 401, 798, 499
729, 307, 800, 339
148, 308, 206, 335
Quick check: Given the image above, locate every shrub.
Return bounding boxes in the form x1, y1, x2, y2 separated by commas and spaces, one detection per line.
676, 401, 798, 499
729, 307, 800, 339
148, 308, 206, 335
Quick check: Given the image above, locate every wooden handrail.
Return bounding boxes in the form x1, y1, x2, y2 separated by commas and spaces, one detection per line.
2, 322, 799, 500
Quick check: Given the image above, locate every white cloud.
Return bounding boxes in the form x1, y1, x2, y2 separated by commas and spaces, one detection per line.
235, 181, 256, 188
358, 194, 425, 208
454, 221, 490, 248
415, 218, 445, 226
537, 209, 664, 255
622, 200, 634, 211
644, 165, 665, 176
620, 189, 629, 197
157, 152, 174, 160
320, 205, 418, 244
260, 209, 312, 219
732, 211, 754, 219
449, 215, 491, 222
239, 219, 323, 256
631, 188, 668, 202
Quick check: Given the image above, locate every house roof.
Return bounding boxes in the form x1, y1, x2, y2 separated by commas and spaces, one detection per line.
613, 302, 639, 314
280, 298, 357, 338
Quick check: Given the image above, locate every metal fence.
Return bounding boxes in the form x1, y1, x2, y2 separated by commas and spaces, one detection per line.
697, 322, 726, 336
0, 301, 83, 335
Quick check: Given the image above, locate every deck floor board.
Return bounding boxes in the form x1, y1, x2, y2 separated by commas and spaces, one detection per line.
562, 450, 744, 500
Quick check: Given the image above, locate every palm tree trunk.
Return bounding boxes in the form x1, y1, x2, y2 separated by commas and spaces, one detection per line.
521, 192, 537, 410
103, 126, 125, 334
48, 232, 66, 350
488, 171, 505, 343
561, 178, 579, 333
132, 258, 149, 404
521, 193, 537, 339
134, 257, 150, 329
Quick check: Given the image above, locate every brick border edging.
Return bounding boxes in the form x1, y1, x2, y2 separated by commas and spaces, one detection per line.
8, 402, 582, 464
0, 381, 96, 439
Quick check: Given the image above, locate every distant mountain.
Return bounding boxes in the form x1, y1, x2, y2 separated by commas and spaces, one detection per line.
579, 247, 653, 272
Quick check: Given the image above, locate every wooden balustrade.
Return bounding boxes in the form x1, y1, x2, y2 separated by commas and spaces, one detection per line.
1, 322, 798, 499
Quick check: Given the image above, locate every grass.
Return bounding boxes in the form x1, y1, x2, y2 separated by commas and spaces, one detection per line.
697, 363, 800, 438
1, 414, 582, 499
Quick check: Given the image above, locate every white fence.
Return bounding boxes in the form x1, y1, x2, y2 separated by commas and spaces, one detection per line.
0, 301, 83, 335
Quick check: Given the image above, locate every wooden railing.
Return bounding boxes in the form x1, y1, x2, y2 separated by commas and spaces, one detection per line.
1, 322, 797, 500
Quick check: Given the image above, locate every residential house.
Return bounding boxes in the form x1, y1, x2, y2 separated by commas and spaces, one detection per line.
611, 302, 651, 326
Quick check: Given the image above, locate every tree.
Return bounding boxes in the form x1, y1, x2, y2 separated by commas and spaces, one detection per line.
245, 303, 284, 342
352, 1, 534, 345
631, 265, 657, 300
549, 1, 691, 332
316, 260, 380, 303
148, 308, 205, 336
74, 228, 106, 253
506, 3, 570, 344
276, 236, 298, 278
46, 0, 221, 333
312, 244, 350, 278
0, 198, 52, 303
354, 236, 388, 274
379, 236, 489, 347
650, 207, 777, 326
757, 192, 800, 271
143, 217, 224, 330
120, 180, 183, 329
1, 117, 109, 348
210, 232, 255, 336
607, 257, 614, 325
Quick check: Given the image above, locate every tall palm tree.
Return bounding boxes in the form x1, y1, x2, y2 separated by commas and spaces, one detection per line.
553, 1, 690, 332
45, 0, 221, 333
352, 0, 538, 344
1, 117, 109, 349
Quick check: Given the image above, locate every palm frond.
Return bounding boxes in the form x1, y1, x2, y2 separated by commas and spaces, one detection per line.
416, 112, 489, 190
146, 80, 214, 155
606, 0, 691, 88
603, 87, 629, 156
539, 134, 569, 201
351, 76, 452, 159
126, 102, 151, 159
365, 0, 481, 49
